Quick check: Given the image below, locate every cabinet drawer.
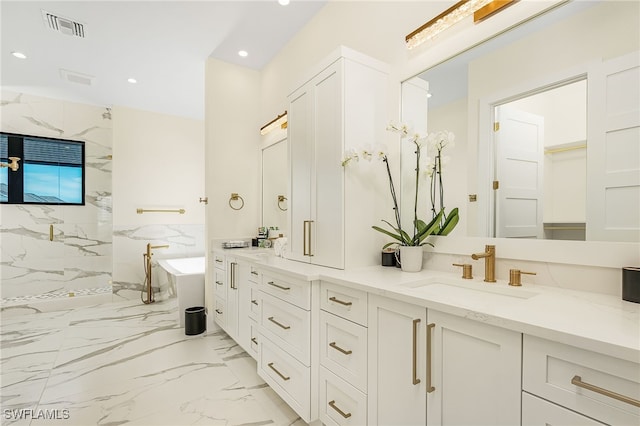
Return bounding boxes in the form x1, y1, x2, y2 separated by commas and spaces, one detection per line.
523, 335, 640, 425
213, 253, 225, 270
248, 319, 259, 360
522, 392, 604, 425
213, 297, 226, 328
249, 265, 261, 283
320, 366, 367, 426
214, 268, 227, 301
262, 271, 310, 310
259, 335, 310, 422
320, 281, 367, 326
249, 285, 260, 320
319, 310, 367, 393
260, 291, 310, 365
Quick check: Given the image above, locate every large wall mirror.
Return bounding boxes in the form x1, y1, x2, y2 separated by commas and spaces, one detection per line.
401, 0, 639, 243
262, 138, 288, 234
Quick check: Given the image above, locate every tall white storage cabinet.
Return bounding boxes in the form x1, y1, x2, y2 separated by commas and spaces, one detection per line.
287, 47, 389, 269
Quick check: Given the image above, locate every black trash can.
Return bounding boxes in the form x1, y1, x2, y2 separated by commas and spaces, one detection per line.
185, 306, 206, 335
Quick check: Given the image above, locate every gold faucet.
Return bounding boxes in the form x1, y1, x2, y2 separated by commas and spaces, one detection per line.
471, 245, 496, 283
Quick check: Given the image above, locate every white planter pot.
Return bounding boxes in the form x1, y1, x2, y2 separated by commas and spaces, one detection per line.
397, 246, 423, 272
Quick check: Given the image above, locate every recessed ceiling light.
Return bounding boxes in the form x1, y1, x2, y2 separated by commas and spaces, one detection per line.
278, 0, 290, 5
11, 51, 27, 59
238, 50, 248, 58
127, 78, 137, 84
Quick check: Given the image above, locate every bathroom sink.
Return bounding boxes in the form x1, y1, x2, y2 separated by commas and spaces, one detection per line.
403, 276, 538, 299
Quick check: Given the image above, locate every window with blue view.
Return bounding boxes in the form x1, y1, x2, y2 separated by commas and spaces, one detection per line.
1, 132, 85, 205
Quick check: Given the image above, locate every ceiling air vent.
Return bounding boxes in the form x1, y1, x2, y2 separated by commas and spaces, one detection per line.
42, 10, 86, 38
60, 69, 94, 86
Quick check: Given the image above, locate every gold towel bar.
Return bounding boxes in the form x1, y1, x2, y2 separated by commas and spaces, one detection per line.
136, 208, 185, 214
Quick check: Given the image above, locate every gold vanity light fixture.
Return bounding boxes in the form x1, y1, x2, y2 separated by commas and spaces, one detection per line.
405, 0, 516, 49
0, 157, 20, 171
260, 111, 287, 135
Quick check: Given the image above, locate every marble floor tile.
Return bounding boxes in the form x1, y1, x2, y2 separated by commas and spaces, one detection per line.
1, 299, 308, 426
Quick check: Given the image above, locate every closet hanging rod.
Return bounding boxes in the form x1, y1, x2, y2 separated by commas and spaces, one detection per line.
544, 144, 586, 155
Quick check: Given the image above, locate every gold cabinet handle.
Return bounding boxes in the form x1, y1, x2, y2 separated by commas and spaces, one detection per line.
303, 220, 314, 256
571, 375, 640, 407
328, 400, 352, 419
268, 316, 291, 330
215, 280, 223, 286
251, 299, 259, 306
268, 362, 290, 381
267, 281, 290, 291
427, 323, 435, 393
329, 296, 352, 306
329, 341, 353, 355
230, 262, 237, 289
215, 258, 223, 264
49, 224, 54, 241
251, 337, 258, 344
251, 270, 259, 276
215, 309, 223, 314
412, 318, 421, 385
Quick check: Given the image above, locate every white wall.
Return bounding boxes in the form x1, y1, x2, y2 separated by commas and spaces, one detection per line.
112, 106, 205, 301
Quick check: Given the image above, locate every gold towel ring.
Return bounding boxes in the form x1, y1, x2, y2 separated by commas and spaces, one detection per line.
229, 193, 244, 210
277, 195, 288, 211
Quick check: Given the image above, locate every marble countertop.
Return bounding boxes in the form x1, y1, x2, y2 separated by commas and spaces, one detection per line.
215, 248, 640, 363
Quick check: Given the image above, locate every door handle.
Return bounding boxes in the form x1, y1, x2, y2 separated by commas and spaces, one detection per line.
427, 323, 435, 393
412, 318, 421, 385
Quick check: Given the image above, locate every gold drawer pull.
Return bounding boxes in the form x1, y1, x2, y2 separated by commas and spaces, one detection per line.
268, 316, 291, 330
215, 309, 223, 314
268, 362, 290, 381
267, 281, 291, 291
427, 323, 435, 393
251, 270, 259, 276
251, 299, 259, 306
251, 337, 258, 344
216, 281, 223, 285
215, 259, 223, 263
329, 296, 352, 306
412, 318, 421, 385
571, 375, 640, 408
328, 400, 352, 419
50, 224, 54, 241
329, 342, 353, 355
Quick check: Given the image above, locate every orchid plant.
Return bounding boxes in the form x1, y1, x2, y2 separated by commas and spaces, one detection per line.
342, 122, 458, 248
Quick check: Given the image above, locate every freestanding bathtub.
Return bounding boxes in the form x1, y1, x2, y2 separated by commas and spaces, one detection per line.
157, 257, 205, 327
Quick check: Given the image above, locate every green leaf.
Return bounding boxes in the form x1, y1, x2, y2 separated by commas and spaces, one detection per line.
438, 208, 459, 236
372, 225, 403, 242
414, 210, 443, 244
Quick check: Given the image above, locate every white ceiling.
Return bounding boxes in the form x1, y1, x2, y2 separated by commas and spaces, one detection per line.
0, 0, 326, 120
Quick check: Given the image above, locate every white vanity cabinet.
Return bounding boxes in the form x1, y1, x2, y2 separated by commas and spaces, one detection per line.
256, 269, 319, 423
212, 252, 254, 353
244, 264, 261, 359
522, 335, 640, 425
287, 46, 389, 270
319, 282, 369, 426
368, 294, 427, 426
212, 252, 227, 327
368, 295, 522, 426
427, 310, 522, 426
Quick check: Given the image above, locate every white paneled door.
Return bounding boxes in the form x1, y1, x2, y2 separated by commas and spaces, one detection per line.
587, 50, 640, 242
494, 105, 545, 238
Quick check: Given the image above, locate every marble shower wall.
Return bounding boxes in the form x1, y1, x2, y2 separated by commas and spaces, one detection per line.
1, 91, 113, 306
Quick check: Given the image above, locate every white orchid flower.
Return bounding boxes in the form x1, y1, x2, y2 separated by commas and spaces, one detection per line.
361, 145, 374, 161
341, 148, 360, 167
